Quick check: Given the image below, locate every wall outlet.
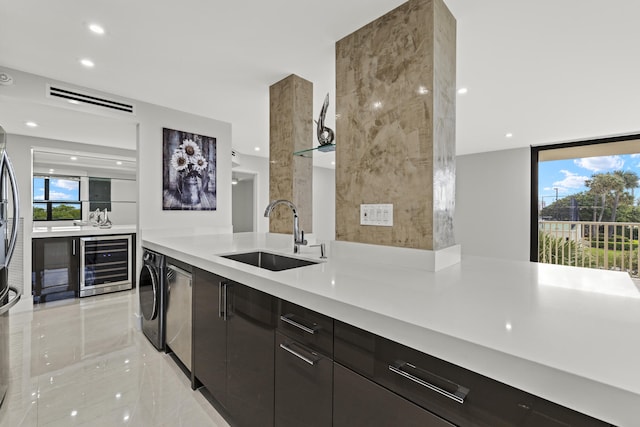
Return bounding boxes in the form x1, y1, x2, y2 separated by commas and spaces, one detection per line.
360, 204, 393, 226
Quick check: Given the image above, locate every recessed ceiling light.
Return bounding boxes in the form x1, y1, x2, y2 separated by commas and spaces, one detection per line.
49, 169, 55, 173
88, 23, 105, 35
254, 147, 260, 152
80, 58, 95, 68
232, 178, 238, 185
70, 156, 78, 161
331, 161, 335, 166
25, 121, 38, 128
68, 99, 80, 105
457, 88, 468, 95
116, 161, 123, 165
505, 133, 513, 138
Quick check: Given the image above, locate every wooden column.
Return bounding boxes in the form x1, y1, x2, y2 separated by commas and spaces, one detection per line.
269, 74, 313, 234
335, 0, 456, 250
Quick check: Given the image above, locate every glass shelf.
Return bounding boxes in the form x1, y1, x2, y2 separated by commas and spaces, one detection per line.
293, 144, 336, 158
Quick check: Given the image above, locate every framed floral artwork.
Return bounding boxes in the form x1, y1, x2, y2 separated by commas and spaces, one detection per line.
162, 127, 217, 210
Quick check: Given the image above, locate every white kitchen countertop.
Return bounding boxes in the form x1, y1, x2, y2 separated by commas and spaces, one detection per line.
142, 231, 640, 426
32, 224, 137, 238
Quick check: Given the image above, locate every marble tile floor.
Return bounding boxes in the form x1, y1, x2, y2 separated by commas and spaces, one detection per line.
0, 291, 229, 427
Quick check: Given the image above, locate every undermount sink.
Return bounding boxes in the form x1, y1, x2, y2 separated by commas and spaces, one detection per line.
220, 251, 318, 272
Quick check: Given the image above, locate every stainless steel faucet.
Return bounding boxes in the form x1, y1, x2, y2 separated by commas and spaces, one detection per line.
310, 243, 327, 259
264, 199, 307, 253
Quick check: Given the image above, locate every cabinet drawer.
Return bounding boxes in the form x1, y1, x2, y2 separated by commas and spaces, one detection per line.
275, 331, 332, 427
334, 363, 455, 427
277, 300, 333, 356
335, 321, 609, 427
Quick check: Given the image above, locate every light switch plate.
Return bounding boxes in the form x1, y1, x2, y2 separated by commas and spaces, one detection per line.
360, 204, 393, 226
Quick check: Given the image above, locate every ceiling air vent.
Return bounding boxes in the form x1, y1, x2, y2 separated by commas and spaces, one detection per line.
47, 84, 135, 114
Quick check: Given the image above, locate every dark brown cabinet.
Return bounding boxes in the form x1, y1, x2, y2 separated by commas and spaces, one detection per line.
275, 331, 333, 427
277, 300, 333, 355
193, 269, 228, 404
193, 268, 276, 427
32, 237, 79, 303
334, 362, 455, 427
226, 281, 276, 427
192, 265, 612, 427
275, 301, 334, 427
334, 321, 610, 427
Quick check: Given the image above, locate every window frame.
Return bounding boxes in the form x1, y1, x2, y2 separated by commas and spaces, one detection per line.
530, 133, 640, 262
33, 175, 82, 222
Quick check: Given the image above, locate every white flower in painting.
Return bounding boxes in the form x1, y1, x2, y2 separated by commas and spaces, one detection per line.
170, 151, 189, 171
179, 139, 201, 160
192, 154, 208, 172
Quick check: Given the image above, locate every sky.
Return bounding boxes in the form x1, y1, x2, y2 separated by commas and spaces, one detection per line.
539, 154, 640, 206
33, 178, 80, 201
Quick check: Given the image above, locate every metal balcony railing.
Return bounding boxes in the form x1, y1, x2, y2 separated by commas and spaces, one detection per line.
538, 221, 640, 277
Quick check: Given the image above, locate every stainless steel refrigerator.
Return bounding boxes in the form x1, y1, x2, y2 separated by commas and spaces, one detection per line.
0, 124, 21, 408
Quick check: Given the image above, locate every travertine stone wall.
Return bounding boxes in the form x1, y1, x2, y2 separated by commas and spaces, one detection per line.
335, 0, 456, 250
269, 74, 313, 234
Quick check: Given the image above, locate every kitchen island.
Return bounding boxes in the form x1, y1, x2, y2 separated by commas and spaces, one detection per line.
142, 231, 640, 426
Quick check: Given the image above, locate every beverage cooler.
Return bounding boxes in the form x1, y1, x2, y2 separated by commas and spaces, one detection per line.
79, 235, 132, 297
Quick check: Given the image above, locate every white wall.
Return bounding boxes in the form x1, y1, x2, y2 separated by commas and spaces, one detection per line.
109, 179, 137, 225
455, 147, 531, 261
232, 179, 254, 232
313, 166, 336, 241
136, 105, 232, 233
233, 154, 269, 233
233, 153, 336, 240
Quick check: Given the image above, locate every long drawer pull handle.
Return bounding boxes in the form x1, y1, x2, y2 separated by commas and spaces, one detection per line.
280, 314, 319, 335
222, 283, 228, 321
389, 363, 469, 404
279, 343, 316, 366
218, 282, 224, 319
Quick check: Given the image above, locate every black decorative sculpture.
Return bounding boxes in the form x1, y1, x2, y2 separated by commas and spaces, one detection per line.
316, 93, 335, 148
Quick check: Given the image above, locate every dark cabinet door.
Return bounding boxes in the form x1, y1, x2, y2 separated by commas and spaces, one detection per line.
32, 237, 79, 303
335, 321, 610, 427
275, 331, 333, 427
334, 363, 455, 427
226, 282, 276, 427
193, 268, 228, 407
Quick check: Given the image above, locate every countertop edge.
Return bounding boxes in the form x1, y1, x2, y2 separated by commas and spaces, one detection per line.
32, 225, 137, 238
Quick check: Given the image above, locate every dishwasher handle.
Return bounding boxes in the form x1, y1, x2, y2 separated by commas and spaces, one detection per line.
166, 264, 192, 296
167, 264, 192, 280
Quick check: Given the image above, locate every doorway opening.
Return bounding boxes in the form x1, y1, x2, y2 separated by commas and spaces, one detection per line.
232, 171, 257, 233
531, 134, 640, 283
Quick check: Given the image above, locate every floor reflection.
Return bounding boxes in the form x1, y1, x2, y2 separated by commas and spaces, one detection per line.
0, 290, 229, 427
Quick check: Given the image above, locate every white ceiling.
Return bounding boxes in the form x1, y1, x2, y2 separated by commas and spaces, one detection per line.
1, 0, 639, 167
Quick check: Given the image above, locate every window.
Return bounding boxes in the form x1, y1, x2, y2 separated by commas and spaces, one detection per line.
531, 134, 640, 279
33, 176, 82, 221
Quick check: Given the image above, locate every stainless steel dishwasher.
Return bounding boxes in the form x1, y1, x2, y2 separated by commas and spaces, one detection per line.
165, 263, 192, 371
